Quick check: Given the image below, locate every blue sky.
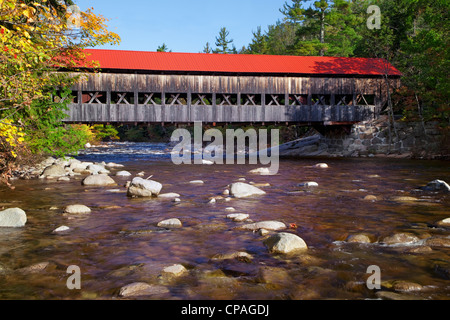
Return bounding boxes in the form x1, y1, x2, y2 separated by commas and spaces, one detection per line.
75, 0, 288, 53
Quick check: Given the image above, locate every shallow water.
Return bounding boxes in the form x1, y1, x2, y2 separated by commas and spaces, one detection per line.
0, 142, 449, 300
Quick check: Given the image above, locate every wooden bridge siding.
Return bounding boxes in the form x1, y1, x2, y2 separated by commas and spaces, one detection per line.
73, 73, 384, 95
66, 104, 374, 123
67, 73, 387, 123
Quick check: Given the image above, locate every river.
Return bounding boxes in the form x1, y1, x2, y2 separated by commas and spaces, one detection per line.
0, 142, 449, 300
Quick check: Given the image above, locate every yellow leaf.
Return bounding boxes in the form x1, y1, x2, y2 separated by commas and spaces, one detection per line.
23, 9, 32, 19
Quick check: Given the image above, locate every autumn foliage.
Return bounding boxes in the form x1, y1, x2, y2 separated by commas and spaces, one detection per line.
0, 0, 120, 184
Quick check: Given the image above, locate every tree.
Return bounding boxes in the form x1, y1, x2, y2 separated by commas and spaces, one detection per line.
281, 0, 365, 57
280, 0, 305, 24
23, 86, 92, 157
0, 0, 120, 184
1, 0, 120, 124
244, 26, 268, 54
202, 42, 212, 53
324, 0, 364, 57
213, 27, 237, 54
242, 21, 298, 56
352, 0, 449, 152
282, 0, 334, 56
395, 0, 449, 126
157, 43, 171, 52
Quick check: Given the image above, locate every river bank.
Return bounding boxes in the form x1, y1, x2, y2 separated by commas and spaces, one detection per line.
276, 116, 449, 161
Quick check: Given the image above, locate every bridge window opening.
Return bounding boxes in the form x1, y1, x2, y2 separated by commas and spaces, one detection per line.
216, 94, 238, 106
192, 93, 213, 106
111, 92, 135, 105
165, 93, 188, 106
241, 94, 262, 106
311, 94, 331, 106
265, 94, 285, 106
138, 93, 162, 105
53, 90, 78, 104
82, 91, 106, 104
71, 91, 79, 104
355, 94, 375, 106
335, 94, 354, 106
288, 94, 308, 106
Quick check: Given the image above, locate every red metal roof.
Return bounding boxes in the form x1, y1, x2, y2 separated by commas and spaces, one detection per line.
80, 49, 402, 76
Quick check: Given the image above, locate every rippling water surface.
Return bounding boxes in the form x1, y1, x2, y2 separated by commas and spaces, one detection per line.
0, 142, 449, 300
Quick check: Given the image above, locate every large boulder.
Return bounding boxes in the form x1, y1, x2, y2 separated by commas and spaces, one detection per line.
41, 164, 66, 177
82, 174, 116, 186
0, 208, 27, 227
127, 177, 162, 197
264, 232, 308, 254
230, 182, 266, 198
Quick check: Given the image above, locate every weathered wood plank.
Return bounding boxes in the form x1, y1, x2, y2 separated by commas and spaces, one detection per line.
64, 103, 377, 123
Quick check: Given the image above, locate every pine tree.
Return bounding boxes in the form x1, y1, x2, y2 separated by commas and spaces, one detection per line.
246, 26, 268, 54
281, 0, 334, 56
213, 27, 236, 54
203, 42, 212, 53
157, 43, 171, 52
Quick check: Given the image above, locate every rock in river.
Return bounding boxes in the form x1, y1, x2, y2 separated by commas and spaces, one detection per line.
41, 164, 66, 178
249, 167, 271, 175
161, 264, 187, 277
420, 179, 450, 193
127, 177, 162, 197
105, 162, 124, 168
189, 180, 204, 184
82, 174, 117, 186
297, 181, 319, 188
346, 234, 372, 243
230, 182, 266, 198
264, 232, 308, 254
236, 220, 286, 231
227, 213, 250, 222
158, 193, 181, 199
425, 237, 450, 248
53, 226, 70, 233
64, 205, 91, 215
0, 208, 27, 228
436, 217, 450, 227
157, 218, 182, 228
115, 171, 132, 177
381, 232, 420, 245
119, 282, 169, 297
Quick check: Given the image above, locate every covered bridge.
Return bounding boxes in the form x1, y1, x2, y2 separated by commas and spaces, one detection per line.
63, 49, 401, 125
